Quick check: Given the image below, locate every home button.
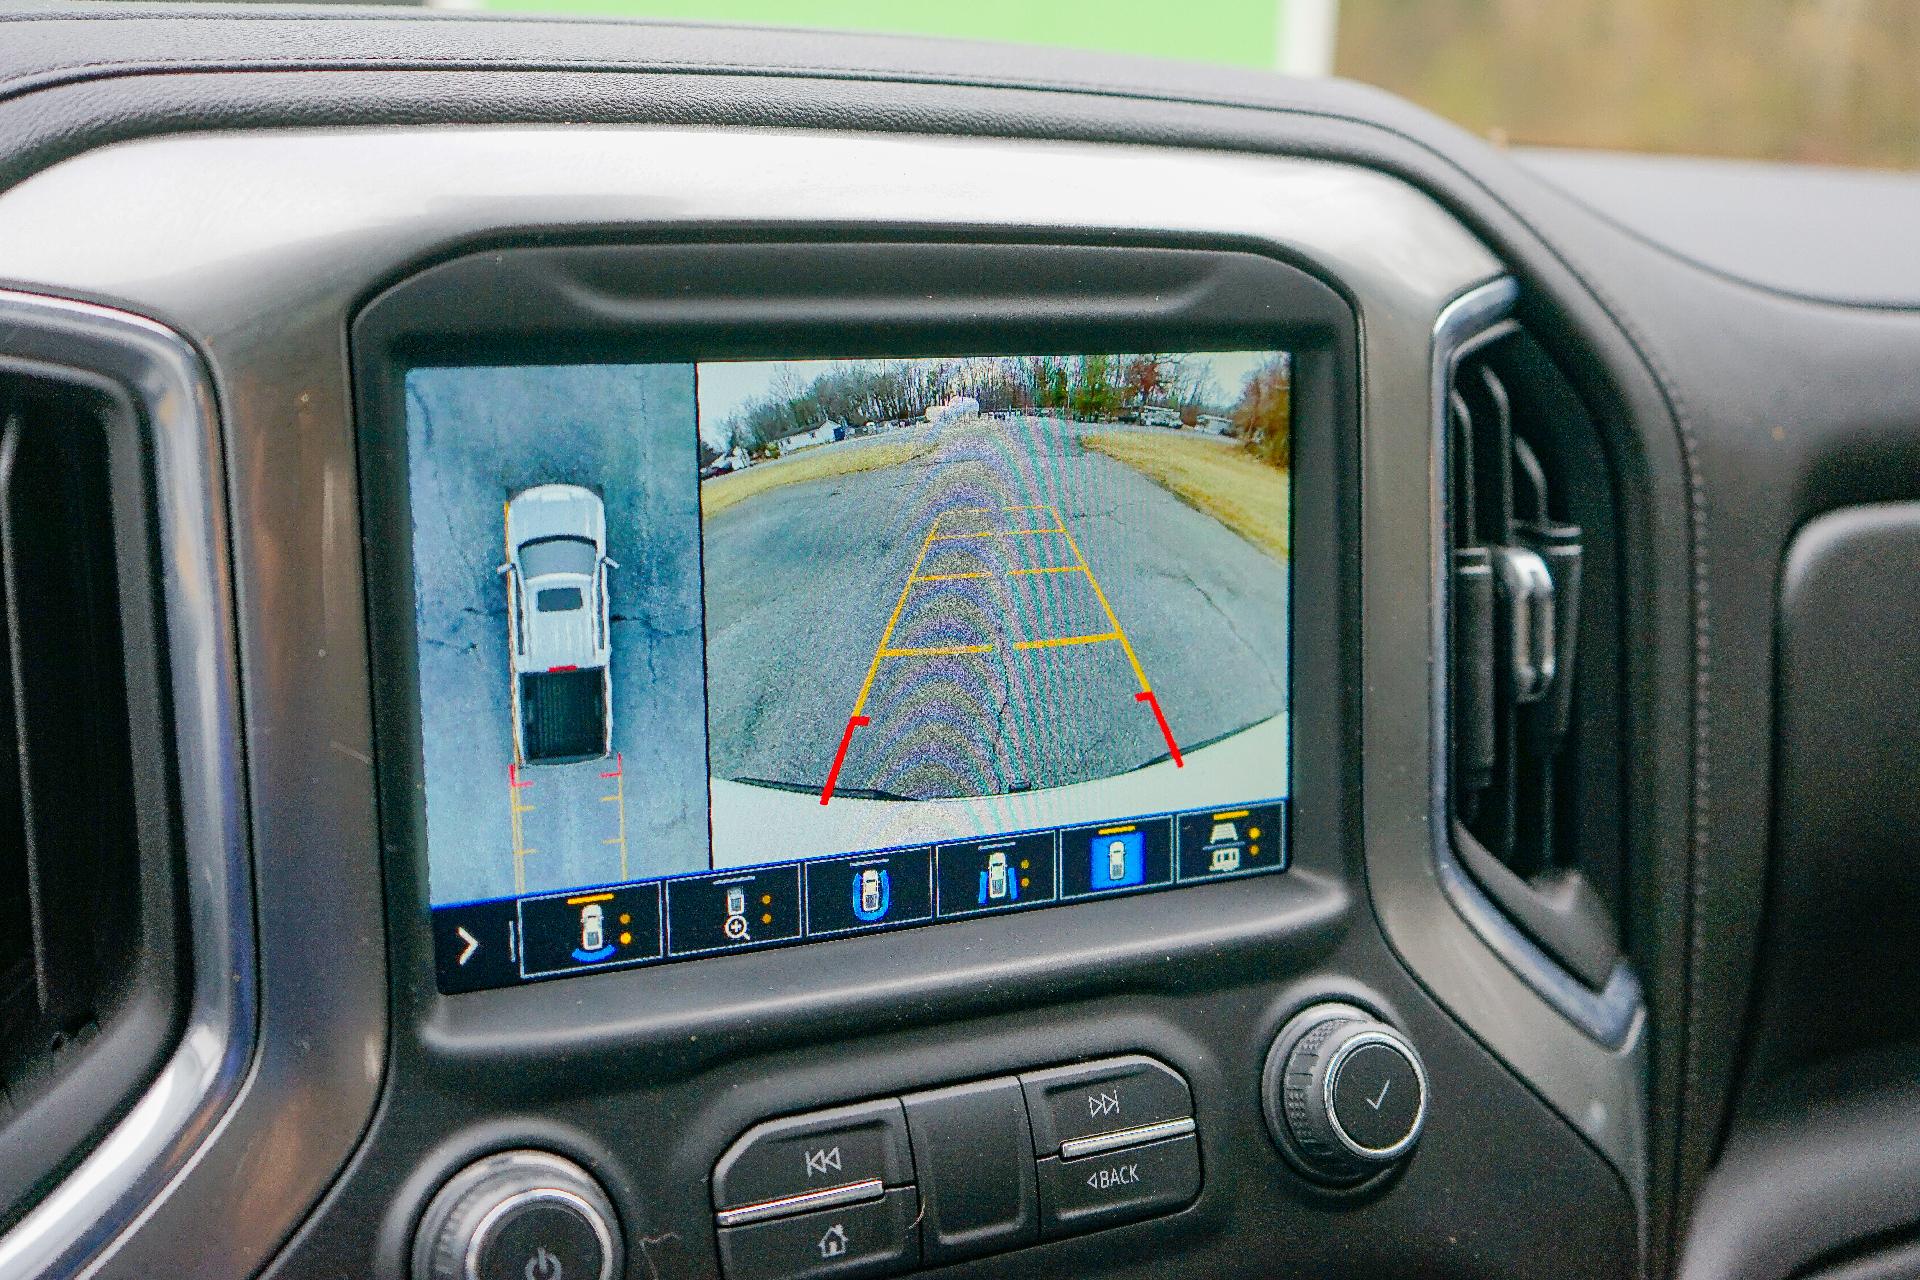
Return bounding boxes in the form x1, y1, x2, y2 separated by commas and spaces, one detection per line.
716, 1187, 920, 1280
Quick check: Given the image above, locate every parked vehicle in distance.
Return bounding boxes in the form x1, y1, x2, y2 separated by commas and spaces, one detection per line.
500, 484, 617, 765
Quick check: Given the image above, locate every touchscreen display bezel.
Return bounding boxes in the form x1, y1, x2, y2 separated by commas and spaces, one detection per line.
353, 237, 1358, 1022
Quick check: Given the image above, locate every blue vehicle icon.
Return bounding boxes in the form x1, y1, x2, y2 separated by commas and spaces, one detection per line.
977, 849, 1020, 905
853, 867, 892, 922
1089, 830, 1146, 890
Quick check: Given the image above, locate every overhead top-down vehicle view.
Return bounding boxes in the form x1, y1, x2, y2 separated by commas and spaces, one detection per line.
0, 1, 1916, 1278
501, 483, 616, 766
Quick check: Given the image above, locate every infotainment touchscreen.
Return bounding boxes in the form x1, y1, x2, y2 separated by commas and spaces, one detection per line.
412, 352, 1293, 991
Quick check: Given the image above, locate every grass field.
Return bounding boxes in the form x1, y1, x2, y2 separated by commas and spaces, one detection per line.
1080, 431, 1290, 562
700, 438, 933, 518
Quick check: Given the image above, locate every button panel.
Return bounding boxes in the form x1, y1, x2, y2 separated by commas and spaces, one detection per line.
712, 1055, 1196, 1279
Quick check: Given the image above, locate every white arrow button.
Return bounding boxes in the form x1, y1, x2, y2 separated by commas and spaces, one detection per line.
456, 926, 480, 966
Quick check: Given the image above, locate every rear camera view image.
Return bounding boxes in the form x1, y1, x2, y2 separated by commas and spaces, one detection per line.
410, 351, 1293, 992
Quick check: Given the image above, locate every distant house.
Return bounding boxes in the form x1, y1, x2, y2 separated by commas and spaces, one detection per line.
776, 420, 847, 454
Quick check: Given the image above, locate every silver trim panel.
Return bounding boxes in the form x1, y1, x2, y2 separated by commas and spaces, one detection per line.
1058, 1117, 1198, 1162
714, 1178, 886, 1229
0, 292, 253, 1280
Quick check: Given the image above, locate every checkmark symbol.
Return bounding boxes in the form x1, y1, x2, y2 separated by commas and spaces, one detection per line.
1366, 1079, 1391, 1111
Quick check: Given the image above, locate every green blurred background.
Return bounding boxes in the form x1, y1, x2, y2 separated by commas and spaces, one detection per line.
459, 0, 1918, 169
474, 0, 1298, 69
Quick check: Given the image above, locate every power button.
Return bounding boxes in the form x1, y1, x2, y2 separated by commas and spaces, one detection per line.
412, 1150, 622, 1280
470, 1190, 611, 1280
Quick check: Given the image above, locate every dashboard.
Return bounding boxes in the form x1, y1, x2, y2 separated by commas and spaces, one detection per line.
0, 8, 1917, 1280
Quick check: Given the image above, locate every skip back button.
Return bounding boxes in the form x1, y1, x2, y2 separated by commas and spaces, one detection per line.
713, 1099, 915, 1215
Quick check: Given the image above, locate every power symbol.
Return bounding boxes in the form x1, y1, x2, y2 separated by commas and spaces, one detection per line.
524, 1246, 564, 1280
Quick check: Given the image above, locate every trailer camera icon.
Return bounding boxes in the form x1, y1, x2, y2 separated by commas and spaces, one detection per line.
1206, 821, 1245, 873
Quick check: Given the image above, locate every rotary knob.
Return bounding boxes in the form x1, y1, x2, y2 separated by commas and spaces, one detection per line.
412, 1150, 622, 1280
1262, 1002, 1429, 1185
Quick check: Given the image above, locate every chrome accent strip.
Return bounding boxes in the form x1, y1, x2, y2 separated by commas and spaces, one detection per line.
714, 1178, 886, 1229
1058, 1117, 1197, 1161
0, 291, 253, 1280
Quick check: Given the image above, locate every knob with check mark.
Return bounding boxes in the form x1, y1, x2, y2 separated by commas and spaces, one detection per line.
1261, 1002, 1429, 1186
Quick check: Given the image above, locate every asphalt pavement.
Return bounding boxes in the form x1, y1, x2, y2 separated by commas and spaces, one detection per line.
406, 364, 710, 907
702, 414, 1290, 809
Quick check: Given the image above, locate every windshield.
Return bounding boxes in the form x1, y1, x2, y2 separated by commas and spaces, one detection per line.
451, 0, 1913, 169
519, 536, 596, 578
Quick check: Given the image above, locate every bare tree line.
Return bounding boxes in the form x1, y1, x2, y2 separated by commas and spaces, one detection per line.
711, 354, 1240, 458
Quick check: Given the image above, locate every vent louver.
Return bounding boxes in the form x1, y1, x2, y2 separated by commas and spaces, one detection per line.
1447, 328, 1623, 992
0, 361, 177, 1233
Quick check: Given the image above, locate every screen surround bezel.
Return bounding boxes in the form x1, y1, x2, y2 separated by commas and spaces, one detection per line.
352, 234, 1359, 1065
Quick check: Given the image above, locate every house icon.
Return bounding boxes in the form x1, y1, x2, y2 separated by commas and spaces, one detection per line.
817, 1223, 849, 1259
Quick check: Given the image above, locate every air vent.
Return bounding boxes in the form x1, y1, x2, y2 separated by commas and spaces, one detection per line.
1447, 327, 1624, 992
0, 359, 178, 1232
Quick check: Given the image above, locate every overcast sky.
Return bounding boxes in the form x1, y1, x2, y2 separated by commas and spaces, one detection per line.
694, 350, 1288, 450
696, 358, 857, 448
